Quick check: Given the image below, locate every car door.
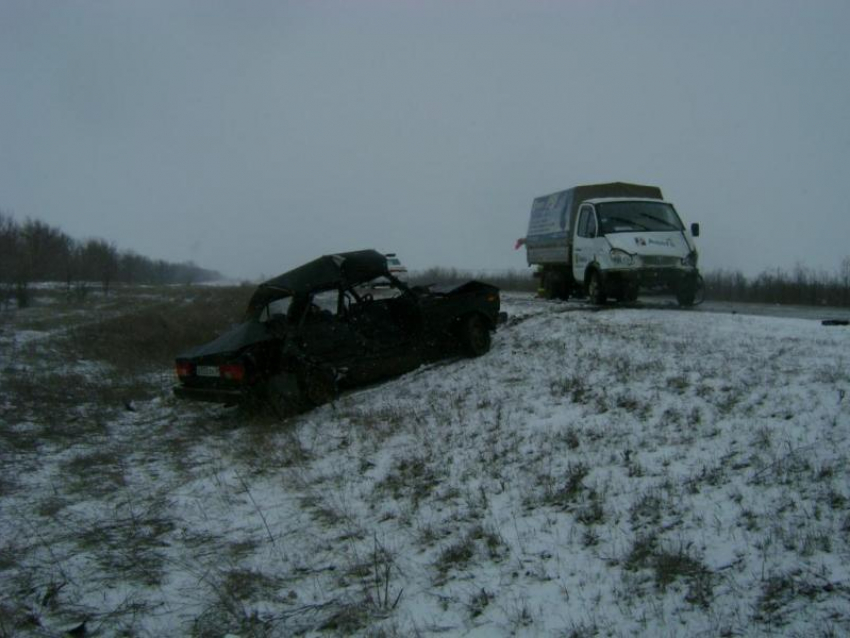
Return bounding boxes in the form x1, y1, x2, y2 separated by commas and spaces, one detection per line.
296, 290, 363, 365
345, 292, 421, 383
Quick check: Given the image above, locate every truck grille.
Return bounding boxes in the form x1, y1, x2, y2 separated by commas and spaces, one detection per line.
641, 256, 680, 267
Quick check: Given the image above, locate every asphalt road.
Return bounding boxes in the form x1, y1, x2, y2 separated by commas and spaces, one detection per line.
695, 299, 849, 322
502, 291, 850, 323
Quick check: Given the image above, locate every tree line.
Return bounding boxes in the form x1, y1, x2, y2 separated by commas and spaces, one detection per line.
410, 262, 850, 308
703, 260, 850, 307
0, 211, 221, 305
5, 208, 849, 310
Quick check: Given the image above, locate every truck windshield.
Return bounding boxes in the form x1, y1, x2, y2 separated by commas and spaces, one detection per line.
597, 202, 684, 234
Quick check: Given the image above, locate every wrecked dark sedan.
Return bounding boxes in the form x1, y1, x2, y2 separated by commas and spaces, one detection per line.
173, 250, 500, 415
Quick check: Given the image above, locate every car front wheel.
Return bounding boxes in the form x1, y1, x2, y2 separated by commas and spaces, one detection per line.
460, 314, 491, 357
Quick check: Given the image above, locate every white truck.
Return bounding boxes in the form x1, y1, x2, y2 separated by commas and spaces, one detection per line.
521, 182, 702, 306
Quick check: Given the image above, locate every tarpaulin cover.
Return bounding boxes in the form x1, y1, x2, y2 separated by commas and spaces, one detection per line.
526, 182, 664, 244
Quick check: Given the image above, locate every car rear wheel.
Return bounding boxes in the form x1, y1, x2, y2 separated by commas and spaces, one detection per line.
265, 373, 304, 418
460, 314, 491, 357
299, 366, 337, 407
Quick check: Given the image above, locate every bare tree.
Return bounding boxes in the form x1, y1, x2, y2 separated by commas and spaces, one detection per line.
80, 238, 119, 293
0, 211, 21, 306
0, 211, 18, 285
841, 256, 850, 305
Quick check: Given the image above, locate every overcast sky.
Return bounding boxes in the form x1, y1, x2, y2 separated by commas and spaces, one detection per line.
2, 0, 849, 280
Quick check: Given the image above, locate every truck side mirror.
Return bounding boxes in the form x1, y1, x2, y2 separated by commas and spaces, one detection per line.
691, 223, 700, 237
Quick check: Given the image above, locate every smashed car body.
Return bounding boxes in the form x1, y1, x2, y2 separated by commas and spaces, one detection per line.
173, 250, 500, 415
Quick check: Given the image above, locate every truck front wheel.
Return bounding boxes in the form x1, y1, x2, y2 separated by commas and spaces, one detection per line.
676, 274, 703, 307
587, 271, 606, 305
676, 288, 695, 307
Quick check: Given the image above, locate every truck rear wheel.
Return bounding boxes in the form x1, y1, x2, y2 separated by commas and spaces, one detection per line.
556, 277, 570, 301
587, 271, 606, 305
540, 272, 555, 300
542, 271, 559, 300
542, 271, 570, 301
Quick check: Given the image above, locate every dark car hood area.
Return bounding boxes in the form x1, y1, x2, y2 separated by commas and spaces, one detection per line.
178, 320, 273, 360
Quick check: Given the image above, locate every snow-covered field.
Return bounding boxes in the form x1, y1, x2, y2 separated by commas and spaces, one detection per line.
2, 290, 849, 636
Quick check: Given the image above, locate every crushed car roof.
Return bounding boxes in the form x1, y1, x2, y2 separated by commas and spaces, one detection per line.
246, 249, 389, 315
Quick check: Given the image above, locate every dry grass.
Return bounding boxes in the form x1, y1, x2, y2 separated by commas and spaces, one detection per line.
60, 285, 254, 369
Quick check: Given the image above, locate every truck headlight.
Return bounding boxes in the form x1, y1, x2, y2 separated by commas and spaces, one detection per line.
609, 249, 634, 266
682, 251, 698, 268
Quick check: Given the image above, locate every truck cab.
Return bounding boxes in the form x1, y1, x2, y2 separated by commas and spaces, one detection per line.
574, 197, 700, 305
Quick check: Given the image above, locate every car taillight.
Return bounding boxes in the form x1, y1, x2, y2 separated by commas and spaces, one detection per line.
219, 363, 245, 381
175, 362, 193, 378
